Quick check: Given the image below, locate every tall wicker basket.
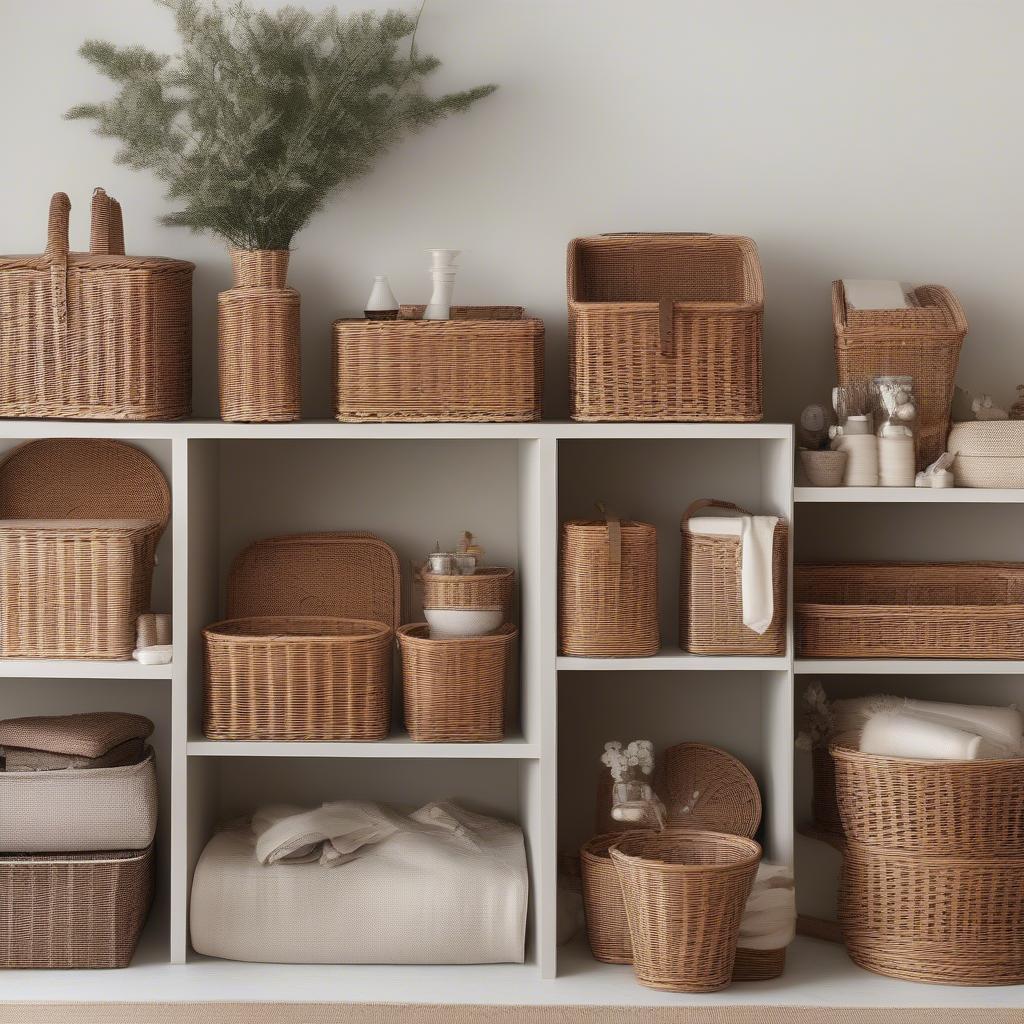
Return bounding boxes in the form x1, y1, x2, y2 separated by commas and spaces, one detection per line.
0, 189, 192, 420
568, 234, 763, 422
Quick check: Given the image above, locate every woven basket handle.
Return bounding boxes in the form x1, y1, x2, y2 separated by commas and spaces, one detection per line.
682, 497, 751, 523
599, 232, 712, 237
90, 188, 125, 255
595, 501, 621, 568
44, 192, 71, 385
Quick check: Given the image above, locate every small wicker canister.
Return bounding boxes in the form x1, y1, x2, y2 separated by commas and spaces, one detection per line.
560, 515, 659, 657
679, 499, 788, 656
948, 421, 1024, 488
398, 623, 517, 742
0, 189, 192, 421
833, 280, 968, 469
333, 306, 544, 422
218, 249, 300, 423
421, 567, 515, 623
568, 234, 763, 422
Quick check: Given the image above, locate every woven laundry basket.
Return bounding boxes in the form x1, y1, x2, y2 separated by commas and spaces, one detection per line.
795, 562, 1024, 659
0, 189, 192, 420
559, 516, 659, 657
679, 499, 788, 656
948, 421, 1024, 488
568, 234, 763, 422
0, 439, 169, 659
0, 747, 157, 853
334, 306, 544, 422
0, 845, 154, 969
833, 280, 967, 468
421, 567, 516, 622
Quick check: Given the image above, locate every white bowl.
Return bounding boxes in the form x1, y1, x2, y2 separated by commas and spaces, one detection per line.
424, 608, 503, 639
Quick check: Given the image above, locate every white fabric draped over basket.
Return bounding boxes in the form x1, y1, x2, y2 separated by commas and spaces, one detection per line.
189, 801, 528, 965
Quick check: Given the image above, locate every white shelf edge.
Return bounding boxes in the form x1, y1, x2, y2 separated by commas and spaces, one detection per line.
795, 486, 1024, 503
0, 658, 173, 680
796, 659, 1024, 675
186, 736, 541, 759
558, 649, 790, 672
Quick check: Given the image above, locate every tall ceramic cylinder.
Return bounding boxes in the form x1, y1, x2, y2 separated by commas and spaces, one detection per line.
218, 249, 301, 422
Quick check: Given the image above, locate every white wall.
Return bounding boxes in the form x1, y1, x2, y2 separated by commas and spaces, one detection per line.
2, 0, 1021, 421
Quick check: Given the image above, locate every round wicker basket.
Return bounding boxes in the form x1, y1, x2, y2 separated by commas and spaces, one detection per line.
421, 567, 515, 621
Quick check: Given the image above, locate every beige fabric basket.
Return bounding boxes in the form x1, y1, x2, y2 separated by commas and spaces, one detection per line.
948, 421, 1024, 488
0, 747, 157, 853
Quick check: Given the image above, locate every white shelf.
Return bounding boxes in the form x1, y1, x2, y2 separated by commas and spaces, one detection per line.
796, 659, 1024, 675
795, 486, 1024, 503
558, 648, 790, 672
0, 658, 172, 680
186, 735, 540, 758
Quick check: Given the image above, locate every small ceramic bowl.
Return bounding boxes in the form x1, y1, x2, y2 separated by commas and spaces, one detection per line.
424, 607, 503, 639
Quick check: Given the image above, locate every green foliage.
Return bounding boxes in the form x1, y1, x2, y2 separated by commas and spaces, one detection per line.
68, 0, 496, 249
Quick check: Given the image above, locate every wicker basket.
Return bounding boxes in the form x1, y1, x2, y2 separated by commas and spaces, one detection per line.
204, 616, 393, 741
568, 234, 763, 422
833, 280, 968, 469
0, 439, 169, 659
397, 623, 516, 742
333, 305, 544, 422
421, 567, 515, 622
0, 189, 192, 421
679, 499, 788, 656
795, 562, 1024, 659
559, 516, 659, 657
733, 945, 786, 981
610, 830, 761, 992
811, 745, 844, 838
0, 845, 154, 968
948, 421, 1024, 488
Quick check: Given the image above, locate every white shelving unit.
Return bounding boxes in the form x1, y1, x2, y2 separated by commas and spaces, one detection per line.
3, 417, 1023, 1008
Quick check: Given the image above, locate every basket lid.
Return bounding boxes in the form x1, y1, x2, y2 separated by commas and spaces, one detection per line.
0, 439, 169, 531
226, 532, 402, 629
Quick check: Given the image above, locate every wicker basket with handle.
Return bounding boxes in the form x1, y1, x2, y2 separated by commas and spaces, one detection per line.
0, 439, 169, 660
679, 498, 788, 656
568, 234, 763, 422
0, 189, 192, 420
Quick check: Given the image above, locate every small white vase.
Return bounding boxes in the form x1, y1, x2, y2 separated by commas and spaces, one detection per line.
364, 275, 399, 320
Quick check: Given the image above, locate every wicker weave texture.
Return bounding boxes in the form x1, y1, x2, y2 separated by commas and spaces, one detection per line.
568, 234, 763, 422
559, 519, 659, 657
398, 624, 515, 742
833, 281, 967, 469
421, 568, 515, 620
811, 745, 844, 838
661, 742, 762, 837
795, 562, 1024, 659
204, 617, 393, 741
0, 190, 192, 421
679, 499, 788, 655
218, 249, 300, 423
733, 945, 786, 981
610, 830, 761, 992
333, 306, 543, 422
0, 846, 154, 969
839, 841, 1024, 986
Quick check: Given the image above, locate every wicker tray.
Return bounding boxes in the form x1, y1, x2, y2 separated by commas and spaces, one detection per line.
333, 305, 544, 423
0, 439, 169, 659
0, 845, 154, 968
568, 234, 763, 422
795, 562, 1024, 659
0, 189, 192, 420
421, 567, 515, 622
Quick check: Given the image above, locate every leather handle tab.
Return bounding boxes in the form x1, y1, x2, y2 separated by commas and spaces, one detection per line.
659, 295, 674, 358
595, 501, 621, 569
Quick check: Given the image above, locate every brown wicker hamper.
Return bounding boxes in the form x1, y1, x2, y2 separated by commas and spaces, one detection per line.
568, 234, 763, 422
0, 439, 169, 659
333, 306, 543, 422
679, 499, 788, 656
0, 845, 154, 969
0, 189, 192, 420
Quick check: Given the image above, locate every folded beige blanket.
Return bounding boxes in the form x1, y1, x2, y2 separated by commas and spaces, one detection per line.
0, 712, 153, 759
1, 737, 146, 772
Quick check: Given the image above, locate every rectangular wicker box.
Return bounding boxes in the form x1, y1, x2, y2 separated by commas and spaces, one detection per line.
568, 234, 763, 422
333, 305, 544, 422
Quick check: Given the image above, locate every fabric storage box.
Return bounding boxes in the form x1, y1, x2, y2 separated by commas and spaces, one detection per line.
0, 439, 169, 659
333, 306, 544, 422
0, 747, 157, 853
679, 499, 788, 656
795, 562, 1024, 659
833, 280, 967, 469
948, 421, 1024, 488
568, 234, 763, 422
0, 189, 192, 420
559, 516, 659, 657
0, 845, 154, 969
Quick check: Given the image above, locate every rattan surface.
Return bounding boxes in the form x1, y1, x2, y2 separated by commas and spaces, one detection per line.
811, 745, 844, 838
421, 568, 515, 621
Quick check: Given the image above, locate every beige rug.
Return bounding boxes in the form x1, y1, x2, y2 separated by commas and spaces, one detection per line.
0, 1006, 1019, 1023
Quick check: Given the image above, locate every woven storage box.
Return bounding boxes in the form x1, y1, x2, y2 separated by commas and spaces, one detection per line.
679, 499, 788, 656
560, 517, 659, 657
833, 280, 967, 468
795, 562, 1024, 659
0, 439, 169, 659
568, 234, 763, 422
397, 623, 516, 742
421, 567, 515, 621
610, 830, 761, 992
0, 748, 157, 853
948, 421, 1024, 488
0, 845, 154, 969
0, 190, 191, 420
333, 306, 544, 422
204, 617, 393, 741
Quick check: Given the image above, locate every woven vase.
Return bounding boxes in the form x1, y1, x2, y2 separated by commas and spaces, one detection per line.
218, 249, 301, 422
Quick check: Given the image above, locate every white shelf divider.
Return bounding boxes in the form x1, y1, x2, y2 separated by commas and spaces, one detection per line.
558, 650, 790, 672
795, 486, 1024, 503
186, 736, 541, 759
796, 658, 1024, 675
0, 659, 172, 679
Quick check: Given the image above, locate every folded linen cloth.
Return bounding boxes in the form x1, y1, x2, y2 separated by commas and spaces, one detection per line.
688, 513, 778, 634
0, 712, 154, 759
861, 712, 982, 760
841, 279, 912, 310
0, 737, 146, 772
739, 863, 795, 951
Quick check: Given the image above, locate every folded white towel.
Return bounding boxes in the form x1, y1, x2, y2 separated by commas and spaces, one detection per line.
860, 712, 981, 760
842, 279, 911, 310
903, 699, 1023, 750
738, 862, 795, 951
